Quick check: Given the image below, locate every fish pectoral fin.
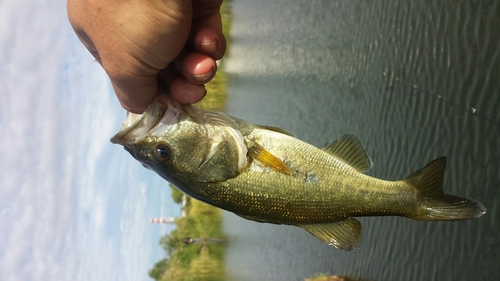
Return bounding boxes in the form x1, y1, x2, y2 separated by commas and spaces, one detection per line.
322, 134, 373, 173
299, 217, 362, 251
247, 140, 295, 175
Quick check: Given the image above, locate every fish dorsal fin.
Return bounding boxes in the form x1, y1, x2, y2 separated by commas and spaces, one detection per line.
299, 217, 362, 251
247, 140, 295, 175
257, 125, 296, 137
323, 134, 373, 172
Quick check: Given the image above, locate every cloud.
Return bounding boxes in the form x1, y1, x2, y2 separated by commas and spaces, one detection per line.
0, 2, 145, 281
0, 2, 178, 281
0, 2, 75, 280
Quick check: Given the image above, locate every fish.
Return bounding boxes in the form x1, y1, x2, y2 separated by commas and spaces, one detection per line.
111, 96, 486, 251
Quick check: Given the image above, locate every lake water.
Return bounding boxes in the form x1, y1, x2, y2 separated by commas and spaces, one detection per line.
221, 0, 500, 280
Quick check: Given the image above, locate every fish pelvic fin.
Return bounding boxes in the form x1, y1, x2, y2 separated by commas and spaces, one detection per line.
405, 157, 486, 221
323, 134, 373, 173
299, 217, 362, 251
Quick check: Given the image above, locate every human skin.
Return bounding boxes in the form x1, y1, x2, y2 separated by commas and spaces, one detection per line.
67, 0, 226, 113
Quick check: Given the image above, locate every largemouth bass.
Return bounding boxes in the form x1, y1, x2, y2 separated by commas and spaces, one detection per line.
111, 96, 486, 250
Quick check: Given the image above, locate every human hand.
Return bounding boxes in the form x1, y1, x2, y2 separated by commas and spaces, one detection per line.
67, 0, 226, 113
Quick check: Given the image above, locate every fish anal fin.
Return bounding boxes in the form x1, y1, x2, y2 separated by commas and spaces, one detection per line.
323, 134, 373, 172
247, 141, 295, 175
299, 217, 362, 251
257, 125, 295, 137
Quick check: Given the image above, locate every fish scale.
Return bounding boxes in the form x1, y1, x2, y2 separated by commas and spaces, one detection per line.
198, 140, 416, 224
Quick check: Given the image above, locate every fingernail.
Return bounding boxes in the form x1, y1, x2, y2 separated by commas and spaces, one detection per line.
192, 68, 215, 83
200, 40, 218, 54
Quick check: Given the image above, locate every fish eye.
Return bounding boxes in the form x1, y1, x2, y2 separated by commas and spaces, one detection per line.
154, 144, 172, 162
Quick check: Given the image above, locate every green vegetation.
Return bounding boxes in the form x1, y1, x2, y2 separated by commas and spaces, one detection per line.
149, 186, 227, 281
171, 185, 184, 204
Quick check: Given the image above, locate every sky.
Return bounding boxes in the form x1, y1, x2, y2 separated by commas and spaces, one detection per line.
0, 1, 179, 280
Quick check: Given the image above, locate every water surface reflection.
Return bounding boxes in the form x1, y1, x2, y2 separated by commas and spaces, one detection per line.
223, 1, 499, 280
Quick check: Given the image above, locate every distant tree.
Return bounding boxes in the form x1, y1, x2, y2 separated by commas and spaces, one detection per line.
169, 184, 184, 203
148, 258, 168, 281
159, 232, 181, 255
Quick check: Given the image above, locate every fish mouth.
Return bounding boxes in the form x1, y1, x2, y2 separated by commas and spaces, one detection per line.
110, 97, 174, 145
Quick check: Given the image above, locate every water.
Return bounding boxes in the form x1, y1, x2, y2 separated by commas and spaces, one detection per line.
221, 0, 500, 280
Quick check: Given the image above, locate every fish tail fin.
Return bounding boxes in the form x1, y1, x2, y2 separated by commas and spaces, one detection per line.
405, 157, 486, 221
